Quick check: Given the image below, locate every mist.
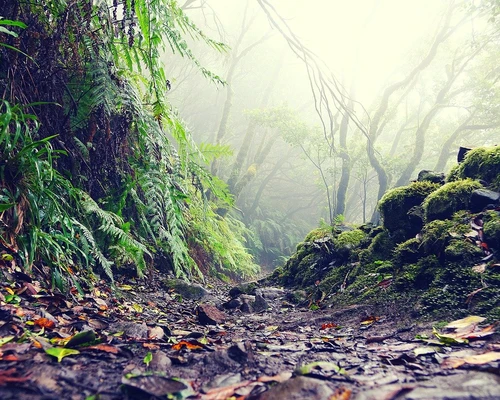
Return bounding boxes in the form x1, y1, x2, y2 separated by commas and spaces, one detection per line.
165, 0, 500, 269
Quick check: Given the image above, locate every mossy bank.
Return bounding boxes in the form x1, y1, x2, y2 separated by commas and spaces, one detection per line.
271, 146, 500, 321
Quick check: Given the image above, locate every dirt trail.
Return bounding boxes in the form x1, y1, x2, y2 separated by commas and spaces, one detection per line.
0, 273, 499, 400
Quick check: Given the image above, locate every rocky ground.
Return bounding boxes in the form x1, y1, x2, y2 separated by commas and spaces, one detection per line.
0, 271, 498, 400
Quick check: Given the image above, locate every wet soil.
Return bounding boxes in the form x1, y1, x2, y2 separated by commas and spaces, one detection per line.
0, 272, 499, 400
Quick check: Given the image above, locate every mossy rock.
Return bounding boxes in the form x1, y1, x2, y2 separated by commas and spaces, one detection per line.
359, 230, 395, 265
444, 239, 482, 262
393, 238, 423, 267
304, 227, 333, 242
394, 255, 440, 291
448, 146, 500, 190
378, 181, 439, 238
483, 211, 500, 249
334, 229, 366, 250
423, 179, 482, 222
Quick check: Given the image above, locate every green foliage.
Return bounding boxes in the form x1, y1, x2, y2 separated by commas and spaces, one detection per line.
0, 1, 258, 284
0, 101, 148, 286
423, 179, 482, 221
188, 197, 260, 280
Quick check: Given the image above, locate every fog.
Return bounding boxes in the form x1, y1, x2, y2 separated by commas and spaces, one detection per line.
165, 0, 500, 268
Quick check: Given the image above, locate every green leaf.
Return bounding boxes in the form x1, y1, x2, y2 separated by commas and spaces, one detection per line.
143, 351, 152, 366
0, 336, 15, 346
65, 330, 96, 348
45, 347, 80, 362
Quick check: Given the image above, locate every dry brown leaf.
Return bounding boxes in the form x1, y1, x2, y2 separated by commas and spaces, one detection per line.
330, 387, 352, 400
445, 316, 485, 330
0, 368, 31, 385
34, 318, 55, 330
85, 344, 120, 354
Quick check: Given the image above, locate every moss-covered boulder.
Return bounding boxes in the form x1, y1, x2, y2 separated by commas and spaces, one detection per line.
448, 146, 500, 190
423, 179, 482, 221
484, 211, 500, 249
378, 181, 440, 239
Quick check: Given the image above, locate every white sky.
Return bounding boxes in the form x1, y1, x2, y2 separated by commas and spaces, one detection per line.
275, 0, 446, 103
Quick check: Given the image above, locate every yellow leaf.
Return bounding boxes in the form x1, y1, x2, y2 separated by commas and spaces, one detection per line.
132, 303, 143, 313
463, 352, 500, 365
445, 316, 486, 330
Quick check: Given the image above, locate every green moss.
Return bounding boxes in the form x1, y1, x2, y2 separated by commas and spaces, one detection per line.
419, 220, 453, 255
448, 146, 500, 189
334, 229, 366, 249
483, 211, 500, 248
304, 227, 333, 242
359, 230, 395, 265
393, 238, 423, 267
423, 179, 482, 222
394, 255, 440, 290
378, 181, 440, 237
444, 239, 482, 262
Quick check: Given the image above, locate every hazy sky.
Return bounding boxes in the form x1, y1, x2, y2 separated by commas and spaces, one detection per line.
276, 0, 446, 103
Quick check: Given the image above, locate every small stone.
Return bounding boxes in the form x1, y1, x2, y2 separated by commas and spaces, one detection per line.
258, 376, 334, 400
150, 351, 172, 371
113, 322, 148, 339
163, 279, 211, 300
229, 282, 258, 298
222, 298, 243, 309
258, 287, 285, 300
197, 304, 226, 325
148, 326, 165, 340
227, 343, 248, 364
240, 302, 253, 313
253, 290, 270, 312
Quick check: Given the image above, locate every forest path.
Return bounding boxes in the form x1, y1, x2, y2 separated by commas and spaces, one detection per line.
0, 271, 499, 400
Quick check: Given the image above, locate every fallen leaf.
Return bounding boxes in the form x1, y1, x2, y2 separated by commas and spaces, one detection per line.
472, 264, 487, 273
463, 352, 500, 365
466, 325, 496, 339
45, 347, 80, 362
132, 303, 143, 313
85, 344, 120, 354
320, 323, 338, 330
65, 330, 96, 348
414, 346, 437, 356
172, 340, 203, 351
0, 368, 31, 385
445, 316, 486, 330
331, 387, 352, 400
361, 316, 381, 325
143, 343, 160, 350
34, 318, 55, 330
257, 372, 293, 383
0, 336, 15, 346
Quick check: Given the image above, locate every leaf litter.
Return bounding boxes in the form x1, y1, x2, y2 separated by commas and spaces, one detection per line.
0, 271, 498, 399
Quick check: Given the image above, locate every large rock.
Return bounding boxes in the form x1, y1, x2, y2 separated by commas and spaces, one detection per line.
378, 181, 439, 238
417, 170, 445, 184
423, 179, 482, 221
470, 188, 500, 212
